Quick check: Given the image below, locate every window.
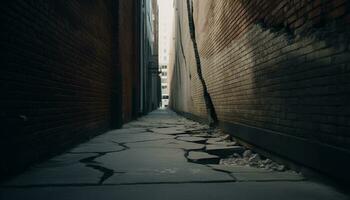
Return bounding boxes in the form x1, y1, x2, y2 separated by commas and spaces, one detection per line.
161, 65, 167, 69
162, 72, 167, 76
162, 95, 169, 99
162, 85, 167, 89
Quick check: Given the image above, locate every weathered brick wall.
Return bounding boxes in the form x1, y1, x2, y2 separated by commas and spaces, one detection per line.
118, 0, 140, 123
170, 0, 350, 179
169, 0, 208, 120
0, 1, 120, 178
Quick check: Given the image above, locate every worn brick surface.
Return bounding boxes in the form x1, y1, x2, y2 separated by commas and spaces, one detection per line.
0, 0, 119, 178
170, 0, 350, 149
118, 0, 141, 123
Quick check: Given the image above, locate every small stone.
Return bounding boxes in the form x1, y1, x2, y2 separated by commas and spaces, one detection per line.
243, 150, 252, 158
268, 163, 279, 170
277, 165, 286, 172
236, 158, 248, 166
221, 134, 231, 141
177, 136, 207, 143
248, 154, 261, 163
187, 151, 220, 164
233, 153, 241, 158
262, 158, 272, 165
205, 145, 244, 157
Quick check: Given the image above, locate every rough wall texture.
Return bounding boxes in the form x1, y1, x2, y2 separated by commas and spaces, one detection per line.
0, 0, 120, 178
170, 0, 350, 180
169, 0, 208, 120
118, 0, 141, 123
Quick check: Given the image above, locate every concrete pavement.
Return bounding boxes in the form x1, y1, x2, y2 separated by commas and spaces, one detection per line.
1, 109, 348, 200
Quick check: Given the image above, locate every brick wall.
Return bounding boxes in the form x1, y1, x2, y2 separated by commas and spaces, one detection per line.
118, 0, 141, 123
0, 0, 120, 179
169, 0, 208, 120
170, 0, 350, 180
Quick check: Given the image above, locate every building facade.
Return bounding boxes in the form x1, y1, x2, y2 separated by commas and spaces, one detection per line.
169, 0, 350, 182
158, 0, 174, 108
160, 64, 169, 107
0, 0, 160, 180
140, 0, 161, 113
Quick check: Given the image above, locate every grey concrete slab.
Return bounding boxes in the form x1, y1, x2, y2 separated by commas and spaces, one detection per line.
105, 165, 234, 184
187, 151, 220, 164
207, 138, 234, 144
206, 137, 226, 143
94, 147, 233, 184
108, 132, 175, 143
208, 164, 272, 173
34, 153, 98, 168
190, 132, 212, 138
1, 109, 347, 200
232, 171, 305, 181
107, 127, 148, 134
206, 140, 237, 146
176, 136, 207, 143
96, 148, 188, 172
127, 139, 205, 151
2, 163, 101, 186
150, 127, 186, 135
1, 153, 106, 186
70, 142, 125, 153
185, 128, 208, 132
1, 182, 348, 200
122, 122, 162, 128
173, 133, 192, 137
205, 145, 245, 156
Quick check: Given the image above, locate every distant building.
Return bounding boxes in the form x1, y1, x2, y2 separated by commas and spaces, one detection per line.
140, 0, 161, 112
158, 0, 174, 108
160, 65, 169, 107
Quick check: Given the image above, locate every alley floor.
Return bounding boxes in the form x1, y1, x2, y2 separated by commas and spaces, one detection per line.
0, 109, 348, 200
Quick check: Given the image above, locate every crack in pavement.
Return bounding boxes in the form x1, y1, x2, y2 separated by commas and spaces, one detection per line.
116, 138, 173, 144
112, 142, 130, 150
79, 153, 106, 164
79, 153, 115, 184
205, 164, 238, 180
69, 150, 125, 154
185, 129, 209, 133
85, 164, 124, 185
77, 142, 130, 184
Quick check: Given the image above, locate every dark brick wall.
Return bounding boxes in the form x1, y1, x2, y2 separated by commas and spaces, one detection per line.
118, 0, 141, 123
170, 0, 350, 180
0, 0, 119, 178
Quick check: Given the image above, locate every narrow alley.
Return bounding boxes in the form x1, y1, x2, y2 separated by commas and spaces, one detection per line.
1, 0, 350, 199
0, 110, 348, 199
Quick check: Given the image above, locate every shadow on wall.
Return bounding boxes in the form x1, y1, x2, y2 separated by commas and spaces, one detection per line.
241, 0, 350, 149
0, 0, 119, 180
218, 0, 350, 182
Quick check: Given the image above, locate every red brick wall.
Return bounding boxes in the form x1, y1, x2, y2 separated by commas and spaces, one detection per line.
170, 0, 350, 178
0, 0, 120, 178
119, 0, 140, 123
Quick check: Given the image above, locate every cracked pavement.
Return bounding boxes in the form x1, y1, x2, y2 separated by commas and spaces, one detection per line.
0, 110, 348, 200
